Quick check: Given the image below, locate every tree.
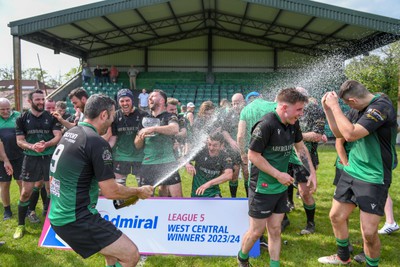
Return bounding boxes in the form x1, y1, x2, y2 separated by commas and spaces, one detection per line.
0, 67, 14, 80
344, 41, 399, 108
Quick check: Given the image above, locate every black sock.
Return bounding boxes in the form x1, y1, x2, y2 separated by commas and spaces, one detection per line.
229, 181, 238, 198
29, 187, 40, 212
18, 201, 30, 225
41, 187, 49, 211
287, 184, 294, 204
4, 205, 11, 213
336, 238, 350, 261
304, 203, 316, 224
283, 213, 289, 221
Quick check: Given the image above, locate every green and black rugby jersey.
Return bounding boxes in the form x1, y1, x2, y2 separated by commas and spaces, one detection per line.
49, 122, 115, 226
141, 111, 179, 165
249, 111, 303, 194
191, 147, 233, 197
344, 95, 397, 185
111, 108, 147, 162
0, 111, 23, 160
15, 110, 61, 156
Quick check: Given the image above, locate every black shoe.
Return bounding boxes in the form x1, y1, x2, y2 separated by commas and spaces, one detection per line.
348, 242, 353, 254
237, 254, 250, 267
354, 251, 366, 263
300, 222, 315, 235
259, 236, 268, 249
281, 218, 290, 232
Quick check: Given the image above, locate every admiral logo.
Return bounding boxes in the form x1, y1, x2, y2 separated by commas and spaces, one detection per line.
371, 203, 377, 210
102, 214, 159, 229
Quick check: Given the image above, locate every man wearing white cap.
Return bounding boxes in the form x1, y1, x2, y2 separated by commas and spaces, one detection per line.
185, 102, 195, 126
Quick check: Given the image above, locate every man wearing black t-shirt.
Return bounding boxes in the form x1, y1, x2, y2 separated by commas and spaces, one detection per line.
49, 94, 153, 266
14, 90, 62, 239
238, 88, 315, 267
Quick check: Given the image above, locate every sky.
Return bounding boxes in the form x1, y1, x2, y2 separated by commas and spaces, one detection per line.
0, 0, 399, 78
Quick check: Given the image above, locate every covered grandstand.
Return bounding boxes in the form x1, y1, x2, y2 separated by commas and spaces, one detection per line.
8, 0, 400, 113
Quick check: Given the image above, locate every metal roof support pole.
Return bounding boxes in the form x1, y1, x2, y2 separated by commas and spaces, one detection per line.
12, 36, 22, 112
206, 28, 214, 84
144, 47, 148, 72
273, 48, 278, 72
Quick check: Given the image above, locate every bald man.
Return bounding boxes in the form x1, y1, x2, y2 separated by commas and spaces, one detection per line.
221, 93, 247, 198
0, 98, 22, 220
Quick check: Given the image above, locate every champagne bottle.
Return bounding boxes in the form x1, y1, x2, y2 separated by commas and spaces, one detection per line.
113, 196, 139, 209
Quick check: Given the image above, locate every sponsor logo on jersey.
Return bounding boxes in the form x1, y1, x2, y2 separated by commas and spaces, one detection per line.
366, 108, 384, 122
102, 149, 113, 161
371, 203, 377, 210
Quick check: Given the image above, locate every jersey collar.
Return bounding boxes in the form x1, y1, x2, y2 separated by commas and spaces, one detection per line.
78, 121, 98, 134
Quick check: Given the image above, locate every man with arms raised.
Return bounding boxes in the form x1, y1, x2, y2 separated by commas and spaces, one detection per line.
108, 89, 147, 186
318, 80, 397, 266
237, 88, 316, 267
135, 90, 181, 197
49, 94, 153, 267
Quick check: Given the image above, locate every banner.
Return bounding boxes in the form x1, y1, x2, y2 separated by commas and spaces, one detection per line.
39, 198, 260, 257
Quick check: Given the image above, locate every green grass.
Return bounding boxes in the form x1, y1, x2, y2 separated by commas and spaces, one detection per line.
1, 144, 400, 266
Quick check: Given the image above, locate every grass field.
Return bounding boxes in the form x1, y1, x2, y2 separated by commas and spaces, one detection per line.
0, 145, 399, 266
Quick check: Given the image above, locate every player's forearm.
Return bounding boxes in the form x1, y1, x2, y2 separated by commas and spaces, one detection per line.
302, 132, 323, 143
324, 108, 342, 138
154, 123, 179, 136
44, 131, 62, 148
208, 169, 233, 186
295, 143, 316, 176
0, 142, 10, 163
248, 150, 281, 180
330, 105, 356, 141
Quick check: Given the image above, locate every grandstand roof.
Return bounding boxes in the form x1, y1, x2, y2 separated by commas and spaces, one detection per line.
8, 0, 400, 60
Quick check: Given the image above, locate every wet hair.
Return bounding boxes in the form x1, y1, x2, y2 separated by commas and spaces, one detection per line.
68, 87, 89, 100
55, 101, 67, 109
28, 90, 44, 100
276, 88, 308, 105
209, 131, 224, 144
167, 97, 179, 106
338, 80, 369, 100
198, 101, 215, 117
152, 89, 167, 105
84, 94, 115, 120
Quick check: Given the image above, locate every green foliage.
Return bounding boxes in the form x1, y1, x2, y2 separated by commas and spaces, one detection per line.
344, 41, 399, 109
1, 145, 399, 266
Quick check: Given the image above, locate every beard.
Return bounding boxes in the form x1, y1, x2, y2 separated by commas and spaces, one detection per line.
31, 102, 44, 112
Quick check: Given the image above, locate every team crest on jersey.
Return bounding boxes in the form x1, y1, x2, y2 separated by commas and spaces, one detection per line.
102, 149, 112, 161
252, 126, 262, 139
366, 108, 384, 122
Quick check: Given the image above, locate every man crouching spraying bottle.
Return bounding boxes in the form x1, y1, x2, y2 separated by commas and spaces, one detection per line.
48, 94, 153, 267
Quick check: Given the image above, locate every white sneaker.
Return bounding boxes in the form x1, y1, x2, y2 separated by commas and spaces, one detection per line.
378, 222, 399, 234
318, 254, 351, 265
